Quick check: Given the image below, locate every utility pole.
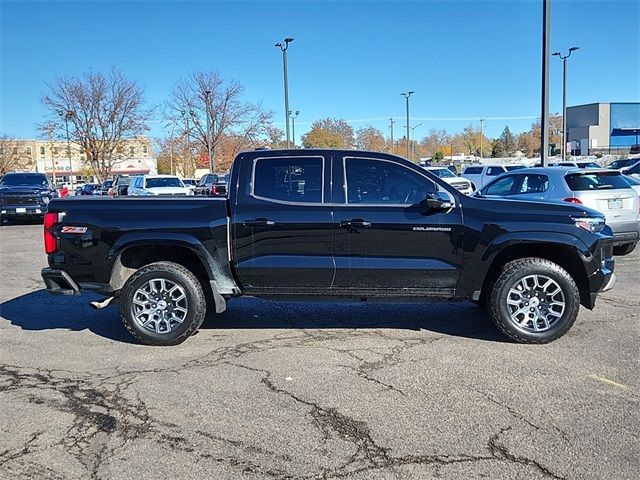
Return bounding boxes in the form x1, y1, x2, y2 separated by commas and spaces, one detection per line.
57, 110, 74, 185
401, 91, 414, 159
389, 117, 395, 154
169, 124, 175, 175
45, 122, 56, 186
204, 90, 214, 173
540, 0, 551, 166
553, 47, 579, 161
182, 111, 192, 175
275, 37, 294, 148
479, 118, 485, 159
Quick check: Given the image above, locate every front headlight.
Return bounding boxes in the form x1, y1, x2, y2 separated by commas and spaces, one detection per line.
572, 216, 605, 233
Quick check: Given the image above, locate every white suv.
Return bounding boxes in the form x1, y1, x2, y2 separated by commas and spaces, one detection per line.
424, 167, 474, 195
128, 175, 192, 196
461, 164, 526, 190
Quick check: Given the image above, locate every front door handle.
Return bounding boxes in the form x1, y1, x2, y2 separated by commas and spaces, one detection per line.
244, 218, 276, 227
340, 219, 372, 228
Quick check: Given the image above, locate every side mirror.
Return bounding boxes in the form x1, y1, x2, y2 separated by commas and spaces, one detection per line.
420, 192, 453, 211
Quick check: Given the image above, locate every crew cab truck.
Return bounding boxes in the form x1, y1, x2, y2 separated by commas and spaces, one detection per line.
41, 149, 616, 346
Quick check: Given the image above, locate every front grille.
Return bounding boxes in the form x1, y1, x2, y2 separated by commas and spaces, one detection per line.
1, 195, 38, 205
450, 182, 470, 191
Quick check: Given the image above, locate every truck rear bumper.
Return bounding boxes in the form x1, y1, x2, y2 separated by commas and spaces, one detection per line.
41, 268, 81, 296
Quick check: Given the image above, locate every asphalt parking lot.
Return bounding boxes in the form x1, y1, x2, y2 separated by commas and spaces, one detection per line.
1, 221, 638, 480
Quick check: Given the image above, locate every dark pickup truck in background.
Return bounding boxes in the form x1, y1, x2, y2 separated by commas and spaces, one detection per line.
41, 149, 616, 345
1, 172, 58, 222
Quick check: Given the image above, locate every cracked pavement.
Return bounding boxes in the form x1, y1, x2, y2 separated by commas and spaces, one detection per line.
1, 223, 638, 479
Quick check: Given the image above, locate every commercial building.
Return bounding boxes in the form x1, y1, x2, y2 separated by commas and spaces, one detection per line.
1, 137, 156, 185
566, 102, 640, 155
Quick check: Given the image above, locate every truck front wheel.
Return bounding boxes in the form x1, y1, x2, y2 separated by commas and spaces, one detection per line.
488, 258, 580, 344
120, 261, 207, 346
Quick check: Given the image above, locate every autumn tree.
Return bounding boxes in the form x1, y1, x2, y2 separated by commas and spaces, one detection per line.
301, 118, 355, 149
41, 68, 152, 180
167, 71, 273, 173
355, 126, 386, 152
0, 135, 26, 174
420, 128, 451, 157
517, 131, 538, 157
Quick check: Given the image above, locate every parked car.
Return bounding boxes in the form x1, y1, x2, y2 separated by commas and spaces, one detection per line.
477, 167, 639, 256
100, 180, 113, 195
78, 183, 103, 196
608, 158, 638, 170
74, 185, 84, 196
196, 173, 228, 196
181, 178, 198, 192
108, 175, 131, 197
424, 167, 473, 195
0, 172, 58, 222
461, 164, 525, 190
620, 160, 640, 178
629, 145, 640, 155
128, 175, 192, 196
42, 149, 616, 346
553, 161, 601, 169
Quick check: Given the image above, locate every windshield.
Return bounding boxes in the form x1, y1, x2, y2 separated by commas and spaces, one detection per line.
102, 180, 113, 188
505, 165, 525, 171
116, 177, 131, 186
429, 168, 456, 178
0, 174, 49, 187
565, 171, 630, 191
579, 162, 601, 168
145, 177, 184, 188
182, 179, 196, 186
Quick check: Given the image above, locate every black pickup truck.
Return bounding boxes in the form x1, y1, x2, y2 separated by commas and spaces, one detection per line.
41, 149, 616, 345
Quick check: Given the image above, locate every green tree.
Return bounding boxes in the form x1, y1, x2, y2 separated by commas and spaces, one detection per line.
499, 126, 517, 156
302, 118, 355, 149
491, 138, 505, 158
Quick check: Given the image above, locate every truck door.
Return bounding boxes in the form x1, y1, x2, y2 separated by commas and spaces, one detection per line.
231, 153, 334, 293
331, 155, 463, 294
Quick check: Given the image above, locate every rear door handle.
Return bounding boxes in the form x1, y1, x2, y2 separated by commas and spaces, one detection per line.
244, 218, 276, 227
340, 219, 372, 228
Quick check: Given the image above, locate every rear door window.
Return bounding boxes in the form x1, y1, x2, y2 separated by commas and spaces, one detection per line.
565, 172, 630, 191
253, 156, 323, 203
514, 174, 549, 194
487, 167, 506, 176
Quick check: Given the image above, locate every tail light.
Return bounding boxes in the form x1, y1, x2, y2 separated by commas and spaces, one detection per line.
563, 197, 583, 204
44, 212, 59, 254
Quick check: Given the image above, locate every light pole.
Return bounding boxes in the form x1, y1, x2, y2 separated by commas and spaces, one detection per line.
479, 118, 485, 159
389, 117, 395, 154
204, 90, 214, 173
58, 110, 74, 185
289, 110, 299, 147
181, 110, 192, 174
540, 0, 551, 166
401, 91, 414, 159
404, 123, 423, 160
553, 46, 579, 161
275, 37, 294, 148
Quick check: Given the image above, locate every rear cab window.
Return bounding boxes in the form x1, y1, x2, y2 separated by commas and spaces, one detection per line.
253, 156, 323, 203
487, 166, 506, 176
463, 167, 483, 175
565, 171, 630, 191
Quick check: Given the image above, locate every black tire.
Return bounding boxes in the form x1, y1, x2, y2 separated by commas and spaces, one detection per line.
120, 261, 207, 346
613, 243, 636, 256
488, 257, 580, 344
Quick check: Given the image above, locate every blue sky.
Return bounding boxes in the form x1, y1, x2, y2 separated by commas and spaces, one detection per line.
1, 0, 638, 142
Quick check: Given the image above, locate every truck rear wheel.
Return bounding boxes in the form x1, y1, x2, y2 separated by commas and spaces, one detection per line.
120, 261, 207, 346
488, 258, 580, 344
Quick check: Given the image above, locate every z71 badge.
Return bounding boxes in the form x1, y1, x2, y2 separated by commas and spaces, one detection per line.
61, 226, 88, 234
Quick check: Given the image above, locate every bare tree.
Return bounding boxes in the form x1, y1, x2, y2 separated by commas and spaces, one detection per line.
167, 72, 273, 173
41, 68, 152, 180
0, 135, 23, 175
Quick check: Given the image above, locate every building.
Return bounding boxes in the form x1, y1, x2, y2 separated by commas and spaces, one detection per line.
566, 102, 640, 156
2, 137, 156, 185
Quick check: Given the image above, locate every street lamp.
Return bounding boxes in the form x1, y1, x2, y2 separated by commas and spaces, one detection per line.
553, 46, 579, 160
204, 91, 214, 173
181, 110, 192, 173
404, 123, 423, 160
57, 110, 74, 185
401, 91, 414, 159
289, 110, 300, 147
275, 37, 294, 148
479, 118, 485, 159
